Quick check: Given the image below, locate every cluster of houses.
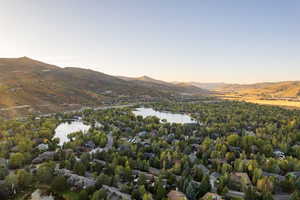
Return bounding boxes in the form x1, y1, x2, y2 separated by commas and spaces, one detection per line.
24, 114, 299, 200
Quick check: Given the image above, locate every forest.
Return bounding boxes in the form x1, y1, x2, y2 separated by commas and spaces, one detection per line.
0, 100, 300, 200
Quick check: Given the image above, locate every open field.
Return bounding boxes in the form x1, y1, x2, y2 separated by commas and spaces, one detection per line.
222, 96, 300, 109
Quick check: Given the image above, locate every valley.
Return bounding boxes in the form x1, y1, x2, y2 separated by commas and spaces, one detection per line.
1, 57, 300, 200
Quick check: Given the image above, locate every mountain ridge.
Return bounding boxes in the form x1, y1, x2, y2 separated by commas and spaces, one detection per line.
0, 57, 208, 117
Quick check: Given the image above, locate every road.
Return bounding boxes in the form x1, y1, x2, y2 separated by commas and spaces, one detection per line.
103, 132, 113, 152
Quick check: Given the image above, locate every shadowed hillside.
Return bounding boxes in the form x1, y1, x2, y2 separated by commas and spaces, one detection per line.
0, 57, 208, 117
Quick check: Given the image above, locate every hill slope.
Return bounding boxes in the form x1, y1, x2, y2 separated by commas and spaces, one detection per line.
0, 57, 207, 117
118, 75, 209, 95
217, 81, 300, 98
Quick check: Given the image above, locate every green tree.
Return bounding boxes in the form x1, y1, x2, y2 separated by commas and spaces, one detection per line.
16, 169, 32, 189
91, 189, 107, 200
9, 153, 26, 169
198, 175, 211, 198
51, 176, 68, 193
78, 190, 89, 200
36, 165, 53, 184
74, 162, 86, 176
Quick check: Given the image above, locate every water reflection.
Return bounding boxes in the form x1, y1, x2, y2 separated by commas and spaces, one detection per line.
133, 107, 197, 124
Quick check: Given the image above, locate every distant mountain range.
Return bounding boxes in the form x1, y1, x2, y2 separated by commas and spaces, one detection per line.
173, 82, 227, 90
118, 75, 209, 95
175, 81, 300, 98
1, 57, 299, 117
215, 81, 300, 98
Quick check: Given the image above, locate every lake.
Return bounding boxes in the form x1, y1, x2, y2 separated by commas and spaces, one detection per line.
53, 121, 91, 146
133, 107, 197, 124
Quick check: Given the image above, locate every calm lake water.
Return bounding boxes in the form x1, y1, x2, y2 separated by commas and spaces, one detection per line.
133, 107, 197, 124
53, 121, 91, 146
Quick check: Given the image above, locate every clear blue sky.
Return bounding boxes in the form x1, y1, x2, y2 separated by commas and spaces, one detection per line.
0, 0, 299, 83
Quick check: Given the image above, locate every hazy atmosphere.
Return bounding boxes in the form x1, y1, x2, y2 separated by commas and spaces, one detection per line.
3, 1, 300, 200
1, 0, 299, 83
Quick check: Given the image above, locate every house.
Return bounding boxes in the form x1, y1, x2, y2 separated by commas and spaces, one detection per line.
245, 130, 255, 136
92, 159, 107, 166
191, 144, 200, 151
251, 145, 259, 153
138, 131, 148, 137
164, 133, 175, 143
89, 147, 104, 154
272, 194, 291, 200
273, 150, 285, 159
210, 133, 221, 140
228, 146, 241, 153
201, 192, 224, 200
0, 158, 8, 167
210, 172, 221, 192
225, 190, 245, 199
37, 143, 49, 151
262, 171, 285, 182
55, 168, 96, 189
132, 170, 156, 182
189, 153, 198, 164
209, 159, 227, 165
144, 153, 155, 159
94, 122, 103, 128
286, 171, 300, 178
118, 144, 131, 152
32, 151, 56, 164
84, 141, 96, 149
196, 164, 210, 175
140, 141, 151, 148
167, 190, 187, 200
229, 172, 252, 191
102, 185, 132, 200
150, 130, 158, 137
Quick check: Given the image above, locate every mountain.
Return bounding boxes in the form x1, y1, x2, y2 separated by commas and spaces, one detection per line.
216, 81, 300, 98
171, 81, 229, 90
0, 57, 208, 117
118, 75, 209, 95
188, 82, 228, 90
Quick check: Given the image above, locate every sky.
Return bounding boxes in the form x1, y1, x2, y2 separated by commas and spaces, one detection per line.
0, 0, 299, 83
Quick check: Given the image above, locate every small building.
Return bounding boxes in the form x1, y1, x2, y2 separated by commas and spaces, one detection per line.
229, 172, 252, 191
89, 147, 104, 154
191, 144, 200, 151
244, 130, 255, 136
262, 171, 285, 182
37, 143, 49, 151
273, 150, 285, 159
228, 146, 241, 153
210, 172, 221, 192
167, 190, 188, 200
0, 158, 8, 167
140, 141, 151, 148
196, 164, 210, 175
32, 151, 56, 164
210, 133, 221, 140
286, 171, 300, 178
225, 190, 245, 199
201, 192, 224, 200
189, 153, 198, 164
144, 153, 155, 159
84, 141, 96, 149
138, 131, 148, 137
102, 185, 132, 200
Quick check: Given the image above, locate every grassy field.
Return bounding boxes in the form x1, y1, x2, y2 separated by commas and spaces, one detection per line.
245, 99, 300, 109
222, 96, 300, 109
